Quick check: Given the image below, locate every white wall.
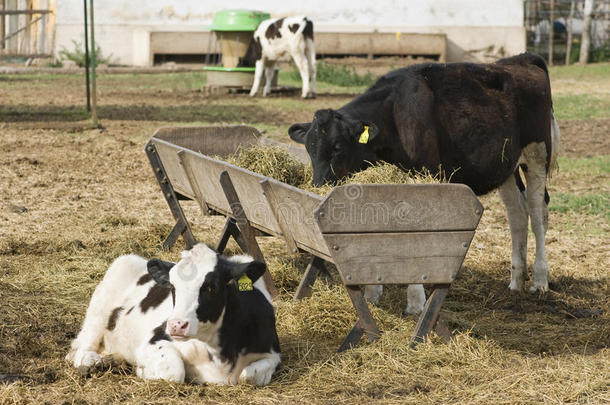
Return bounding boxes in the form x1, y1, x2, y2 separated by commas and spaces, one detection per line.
54, 0, 525, 65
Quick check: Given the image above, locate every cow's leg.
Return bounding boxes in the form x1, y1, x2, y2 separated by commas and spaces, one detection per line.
66, 255, 144, 370
498, 173, 529, 291
364, 285, 383, 305
262, 62, 276, 97
239, 352, 281, 386
249, 58, 265, 97
305, 38, 316, 97
522, 142, 550, 292
135, 341, 185, 383
405, 284, 426, 315
291, 48, 311, 98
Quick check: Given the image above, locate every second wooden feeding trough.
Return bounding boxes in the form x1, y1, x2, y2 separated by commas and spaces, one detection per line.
145, 126, 484, 351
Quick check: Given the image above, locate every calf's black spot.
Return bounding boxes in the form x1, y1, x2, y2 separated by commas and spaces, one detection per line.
289, 23, 299, 33
107, 306, 124, 331
150, 321, 170, 344
265, 18, 284, 39
140, 285, 171, 313
137, 274, 152, 285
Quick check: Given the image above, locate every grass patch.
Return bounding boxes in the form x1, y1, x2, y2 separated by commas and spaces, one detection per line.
557, 155, 609, 174
285, 61, 376, 89
550, 192, 609, 218
552, 93, 610, 120
549, 62, 610, 80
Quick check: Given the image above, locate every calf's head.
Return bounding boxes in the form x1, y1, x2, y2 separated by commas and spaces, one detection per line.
288, 109, 379, 186
147, 244, 266, 340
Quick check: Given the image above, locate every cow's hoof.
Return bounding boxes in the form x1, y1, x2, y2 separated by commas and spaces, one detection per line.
528, 283, 549, 293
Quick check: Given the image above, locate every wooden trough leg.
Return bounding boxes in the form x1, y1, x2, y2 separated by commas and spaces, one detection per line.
145, 142, 196, 250
409, 284, 451, 347
294, 256, 326, 300
338, 285, 381, 352
219, 171, 278, 298
216, 218, 248, 254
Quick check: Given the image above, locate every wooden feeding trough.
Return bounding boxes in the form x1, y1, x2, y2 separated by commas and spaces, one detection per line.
145, 126, 484, 351
204, 10, 278, 89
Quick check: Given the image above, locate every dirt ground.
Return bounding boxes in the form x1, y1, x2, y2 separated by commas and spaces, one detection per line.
0, 63, 609, 404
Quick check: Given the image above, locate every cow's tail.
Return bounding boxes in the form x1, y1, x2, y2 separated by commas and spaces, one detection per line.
549, 108, 560, 178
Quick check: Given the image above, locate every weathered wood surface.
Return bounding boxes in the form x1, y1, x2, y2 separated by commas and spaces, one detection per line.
316, 184, 483, 234
260, 178, 331, 259
410, 285, 450, 347
152, 126, 260, 157
219, 171, 278, 298
338, 285, 381, 352
294, 256, 327, 300
322, 232, 475, 285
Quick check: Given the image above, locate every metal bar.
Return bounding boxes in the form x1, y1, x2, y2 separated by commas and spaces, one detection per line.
548, 0, 554, 66
83, 0, 90, 112
219, 170, 278, 299
89, 0, 97, 126
0, 14, 41, 44
565, 1, 575, 65
410, 284, 450, 347
0, 9, 52, 15
145, 142, 197, 250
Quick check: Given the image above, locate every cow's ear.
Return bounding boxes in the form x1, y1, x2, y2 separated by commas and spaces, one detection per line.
288, 123, 311, 144
227, 260, 267, 284
147, 258, 174, 287
355, 121, 379, 144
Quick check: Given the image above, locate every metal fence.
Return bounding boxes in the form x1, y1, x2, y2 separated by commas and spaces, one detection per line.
525, 0, 610, 64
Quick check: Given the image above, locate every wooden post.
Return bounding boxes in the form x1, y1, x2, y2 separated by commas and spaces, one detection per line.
565, 1, 575, 65
88, 0, 98, 126
0, 0, 5, 51
548, 0, 554, 66
7, 0, 17, 53
579, 0, 595, 64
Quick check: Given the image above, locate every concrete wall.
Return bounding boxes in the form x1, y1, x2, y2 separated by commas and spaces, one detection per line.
54, 0, 525, 65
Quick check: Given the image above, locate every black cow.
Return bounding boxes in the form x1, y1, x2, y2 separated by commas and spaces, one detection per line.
289, 53, 560, 309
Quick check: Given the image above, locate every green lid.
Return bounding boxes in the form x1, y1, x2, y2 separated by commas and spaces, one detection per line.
210, 9, 270, 31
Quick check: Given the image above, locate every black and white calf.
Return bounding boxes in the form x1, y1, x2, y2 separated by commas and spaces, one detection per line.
246, 16, 316, 98
66, 244, 280, 385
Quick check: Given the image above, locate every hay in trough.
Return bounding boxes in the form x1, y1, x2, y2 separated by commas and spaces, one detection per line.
224, 145, 312, 188
223, 146, 449, 195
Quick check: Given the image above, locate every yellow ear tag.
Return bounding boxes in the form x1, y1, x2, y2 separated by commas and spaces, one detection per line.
359, 126, 370, 144
238, 274, 253, 291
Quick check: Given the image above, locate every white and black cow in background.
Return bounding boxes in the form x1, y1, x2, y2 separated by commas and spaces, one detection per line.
66, 243, 281, 386
289, 53, 560, 314
245, 16, 316, 98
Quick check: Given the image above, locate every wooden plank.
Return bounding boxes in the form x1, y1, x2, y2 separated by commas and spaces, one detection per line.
177, 150, 209, 214
219, 171, 277, 298
151, 141, 197, 199
322, 231, 474, 285
316, 184, 483, 234
410, 285, 449, 347
315, 32, 446, 60
145, 142, 196, 250
152, 126, 260, 158
263, 178, 330, 257
260, 179, 298, 255
294, 256, 326, 300
338, 285, 381, 351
